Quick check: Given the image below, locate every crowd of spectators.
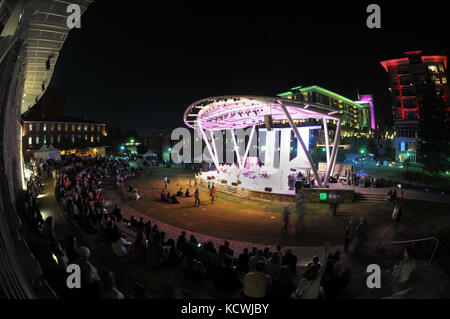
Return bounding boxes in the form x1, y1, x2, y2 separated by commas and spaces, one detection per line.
18, 155, 418, 299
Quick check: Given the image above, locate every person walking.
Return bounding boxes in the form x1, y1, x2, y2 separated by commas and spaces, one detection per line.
194, 188, 200, 207
353, 217, 366, 257
282, 206, 291, 232
392, 203, 402, 232
344, 219, 353, 253
210, 185, 216, 204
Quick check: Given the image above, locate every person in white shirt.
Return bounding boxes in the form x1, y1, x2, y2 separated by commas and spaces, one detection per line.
111, 233, 132, 257
100, 270, 125, 299
294, 243, 330, 299
243, 261, 272, 298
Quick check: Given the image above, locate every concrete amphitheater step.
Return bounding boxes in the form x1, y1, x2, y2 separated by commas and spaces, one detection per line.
355, 193, 386, 203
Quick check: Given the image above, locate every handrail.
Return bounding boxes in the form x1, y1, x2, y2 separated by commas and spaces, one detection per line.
386, 237, 440, 265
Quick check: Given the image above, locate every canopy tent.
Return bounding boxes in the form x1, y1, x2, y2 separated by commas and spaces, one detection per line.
34, 144, 61, 161
142, 150, 158, 158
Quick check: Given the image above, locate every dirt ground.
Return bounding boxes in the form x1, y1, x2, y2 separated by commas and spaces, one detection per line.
117, 167, 450, 246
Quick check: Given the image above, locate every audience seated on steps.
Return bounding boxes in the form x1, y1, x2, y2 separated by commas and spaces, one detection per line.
100, 270, 125, 299
243, 261, 272, 298
293, 243, 330, 299
111, 227, 132, 257
391, 247, 417, 284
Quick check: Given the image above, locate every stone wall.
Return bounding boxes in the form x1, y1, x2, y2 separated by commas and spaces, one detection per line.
196, 176, 354, 203
302, 188, 355, 203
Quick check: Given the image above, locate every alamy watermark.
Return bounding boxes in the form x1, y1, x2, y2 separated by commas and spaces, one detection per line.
366, 4, 381, 29
66, 4, 81, 29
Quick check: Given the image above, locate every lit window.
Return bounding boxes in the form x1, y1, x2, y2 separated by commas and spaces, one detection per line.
72, 124, 75, 131
428, 65, 438, 73
57, 135, 61, 143
91, 136, 94, 143
78, 125, 81, 131
36, 123, 40, 131
43, 124, 47, 131
50, 123, 54, 131
91, 125, 94, 131
36, 136, 39, 144
71, 135, 75, 143
29, 124, 32, 131
65, 124, 68, 131
50, 135, 54, 144
84, 135, 88, 141
28, 137, 32, 145
97, 136, 100, 143
58, 124, 61, 131
84, 125, 88, 131
43, 136, 47, 144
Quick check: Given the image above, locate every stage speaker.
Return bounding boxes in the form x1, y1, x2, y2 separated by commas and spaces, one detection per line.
264, 115, 273, 131
264, 187, 272, 192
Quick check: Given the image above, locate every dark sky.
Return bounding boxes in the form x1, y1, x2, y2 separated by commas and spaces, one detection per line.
50, 1, 449, 136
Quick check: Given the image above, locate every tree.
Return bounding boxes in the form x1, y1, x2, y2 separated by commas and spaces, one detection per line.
136, 144, 147, 154
402, 156, 411, 180
417, 70, 450, 176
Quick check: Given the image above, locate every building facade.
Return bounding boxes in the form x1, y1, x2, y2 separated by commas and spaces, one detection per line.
22, 117, 107, 157
380, 51, 449, 162
277, 85, 373, 137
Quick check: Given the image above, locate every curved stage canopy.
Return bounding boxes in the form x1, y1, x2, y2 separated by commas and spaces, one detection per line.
184, 95, 340, 130
183, 96, 343, 189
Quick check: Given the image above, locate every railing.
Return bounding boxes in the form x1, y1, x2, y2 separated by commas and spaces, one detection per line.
386, 237, 440, 265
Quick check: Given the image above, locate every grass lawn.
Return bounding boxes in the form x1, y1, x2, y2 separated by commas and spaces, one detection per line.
118, 167, 450, 246
360, 166, 450, 190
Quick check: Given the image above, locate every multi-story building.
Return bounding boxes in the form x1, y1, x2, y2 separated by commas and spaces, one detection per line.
277, 85, 374, 137
21, 89, 107, 158
380, 51, 449, 162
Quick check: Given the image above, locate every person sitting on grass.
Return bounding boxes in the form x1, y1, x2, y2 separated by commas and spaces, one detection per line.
171, 194, 180, 204
177, 187, 183, 196
128, 184, 134, 192
160, 189, 166, 201
185, 188, 191, 197
134, 188, 143, 200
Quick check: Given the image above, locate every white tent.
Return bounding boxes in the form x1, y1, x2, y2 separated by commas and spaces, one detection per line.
142, 150, 158, 158
34, 144, 61, 161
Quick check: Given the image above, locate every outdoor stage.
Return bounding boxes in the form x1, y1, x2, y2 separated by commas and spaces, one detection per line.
182, 95, 355, 203
195, 169, 355, 203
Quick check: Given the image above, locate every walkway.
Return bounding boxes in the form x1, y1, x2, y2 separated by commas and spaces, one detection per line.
103, 181, 342, 266
332, 184, 450, 204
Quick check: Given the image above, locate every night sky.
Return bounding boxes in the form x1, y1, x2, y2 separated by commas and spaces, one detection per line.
49, 1, 449, 136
